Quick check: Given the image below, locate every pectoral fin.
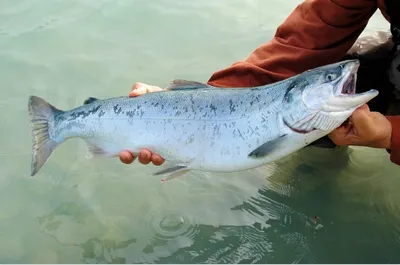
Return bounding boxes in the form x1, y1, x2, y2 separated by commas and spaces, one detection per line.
153, 165, 190, 183
248, 134, 288, 158
84, 140, 114, 158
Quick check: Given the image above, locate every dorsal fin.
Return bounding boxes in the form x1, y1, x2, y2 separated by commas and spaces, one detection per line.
83, 97, 99, 105
166, 79, 211, 90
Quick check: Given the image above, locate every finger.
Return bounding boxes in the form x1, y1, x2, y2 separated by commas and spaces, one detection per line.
151, 154, 165, 166
358, 104, 370, 111
131, 82, 145, 91
328, 105, 376, 147
119, 150, 136, 164
138, 149, 152, 164
349, 104, 370, 123
329, 134, 353, 146
348, 106, 374, 136
328, 130, 348, 145
334, 122, 352, 134
328, 121, 357, 145
339, 118, 350, 128
129, 83, 163, 97
329, 120, 353, 140
129, 83, 148, 97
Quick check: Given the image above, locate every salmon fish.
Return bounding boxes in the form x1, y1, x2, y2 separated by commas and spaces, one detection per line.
28, 59, 378, 181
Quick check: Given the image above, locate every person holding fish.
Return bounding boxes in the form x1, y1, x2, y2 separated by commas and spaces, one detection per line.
118, 0, 400, 167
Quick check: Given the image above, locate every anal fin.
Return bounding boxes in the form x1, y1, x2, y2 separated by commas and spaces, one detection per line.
153, 165, 190, 183
248, 134, 288, 158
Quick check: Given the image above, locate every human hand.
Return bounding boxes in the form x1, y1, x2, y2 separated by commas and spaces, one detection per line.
328, 104, 392, 149
119, 82, 165, 166
128, 82, 164, 97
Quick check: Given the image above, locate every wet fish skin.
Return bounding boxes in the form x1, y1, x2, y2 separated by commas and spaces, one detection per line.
28, 59, 378, 180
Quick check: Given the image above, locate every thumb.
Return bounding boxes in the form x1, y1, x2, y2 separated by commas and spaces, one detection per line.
356, 104, 370, 111
348, 105, 373, 135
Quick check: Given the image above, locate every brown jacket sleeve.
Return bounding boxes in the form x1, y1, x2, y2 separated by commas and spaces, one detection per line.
386, 116, 400, 165
207, 0, 377, 88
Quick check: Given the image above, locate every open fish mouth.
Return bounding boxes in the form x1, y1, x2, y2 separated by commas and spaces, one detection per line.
341, 72, 356, 95
337, 60, 359, 96
325, 60, 378, 111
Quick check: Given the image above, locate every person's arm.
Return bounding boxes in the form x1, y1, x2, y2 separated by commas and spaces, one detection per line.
207, 0, 377, 88
119, 0, 379, 166
386, 116, 400, 165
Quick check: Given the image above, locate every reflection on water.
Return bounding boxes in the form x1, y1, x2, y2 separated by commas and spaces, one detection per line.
30, 145, 400, 263
1, 0, 400, 263
38, 202, 137, 263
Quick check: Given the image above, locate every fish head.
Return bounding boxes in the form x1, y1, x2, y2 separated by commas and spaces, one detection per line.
281, 59, 379, 133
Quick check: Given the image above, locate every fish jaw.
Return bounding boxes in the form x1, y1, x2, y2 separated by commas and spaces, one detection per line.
282, 59, 379, 134
324, 60, 379, 112
318, 62, 379, 131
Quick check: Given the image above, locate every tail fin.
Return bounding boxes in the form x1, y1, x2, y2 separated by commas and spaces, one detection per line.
28, 96, 62, 176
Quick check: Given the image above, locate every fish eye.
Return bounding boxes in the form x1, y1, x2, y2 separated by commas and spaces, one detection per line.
326, 73, 337, 82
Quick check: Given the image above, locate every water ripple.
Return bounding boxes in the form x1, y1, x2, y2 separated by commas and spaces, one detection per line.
143, 204, 200, 253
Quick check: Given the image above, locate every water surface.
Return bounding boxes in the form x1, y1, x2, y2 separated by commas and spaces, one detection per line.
1, 0, 399, 263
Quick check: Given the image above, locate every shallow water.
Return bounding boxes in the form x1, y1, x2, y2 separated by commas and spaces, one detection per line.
1, 0, 400, 263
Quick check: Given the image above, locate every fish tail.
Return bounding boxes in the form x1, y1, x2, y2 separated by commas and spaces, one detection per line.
28, 96, 63, 176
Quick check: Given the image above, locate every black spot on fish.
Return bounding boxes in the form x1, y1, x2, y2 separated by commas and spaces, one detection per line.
175, 111, 182, 116
209, 104, 217, 115
68, 105, 101, 121
126, 110, 135, 118
113, 104, 122, 114
98, 110, 106, 117
229, 100, 236, 114
261, 116, 267, 123
154, 102, 159, 107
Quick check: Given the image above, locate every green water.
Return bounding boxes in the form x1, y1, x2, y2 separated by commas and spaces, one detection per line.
1, 0, 400, 263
